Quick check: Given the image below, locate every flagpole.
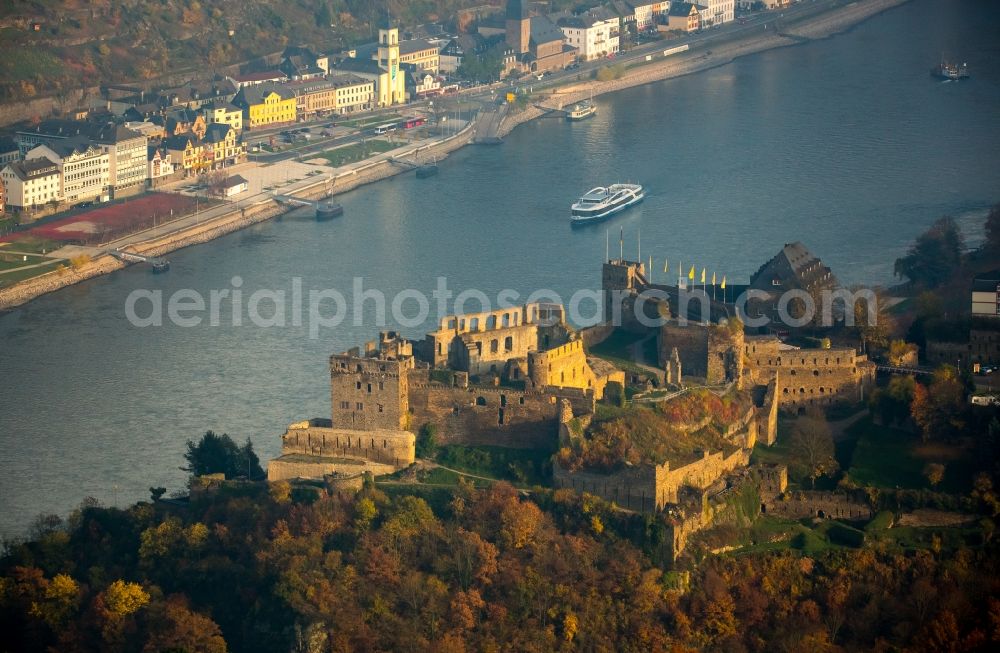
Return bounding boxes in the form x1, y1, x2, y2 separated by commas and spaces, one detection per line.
605, 229, 609, 262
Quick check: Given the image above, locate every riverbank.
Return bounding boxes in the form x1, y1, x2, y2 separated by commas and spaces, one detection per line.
500, 0, 910, 136
0, 0, 907, 312
0, 123, 476, 311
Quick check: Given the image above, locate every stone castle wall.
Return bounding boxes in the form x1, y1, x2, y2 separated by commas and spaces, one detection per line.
330, 354, 410, 431
553, 447, 751, 513
408, 380, 592, 449
278, 425, 415, 468
744, 338, 874, 408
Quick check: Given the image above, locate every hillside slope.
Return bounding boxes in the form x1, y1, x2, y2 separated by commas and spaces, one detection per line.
0, 0, 494, 102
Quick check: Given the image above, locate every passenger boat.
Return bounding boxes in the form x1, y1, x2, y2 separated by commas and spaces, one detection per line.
150, 259, 170, 273
931, 60, 969, 80
566, 100, 597, 121
570, 183, 644, 224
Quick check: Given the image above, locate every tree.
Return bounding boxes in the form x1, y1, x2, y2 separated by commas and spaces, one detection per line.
102, 580, 150, 618
910, 367, 966, 441
183, 431, 263, 479
983, 203, 1000, 253
790, 411, 837, 489
149, 486, 167, 502
416, 423, 438, 459
923, 463, 946, 488
894, 217, 965, 288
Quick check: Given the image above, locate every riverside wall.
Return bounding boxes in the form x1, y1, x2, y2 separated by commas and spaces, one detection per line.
500, 0, 909, 137
0, 124, 475, 311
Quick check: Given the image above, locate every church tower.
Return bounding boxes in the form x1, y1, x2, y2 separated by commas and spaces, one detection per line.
377, 14, 405, 106
506, 0, 530, 55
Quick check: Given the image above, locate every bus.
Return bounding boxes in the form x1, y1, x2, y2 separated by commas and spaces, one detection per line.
373, 123, 397, 135
402, 117, 426, 129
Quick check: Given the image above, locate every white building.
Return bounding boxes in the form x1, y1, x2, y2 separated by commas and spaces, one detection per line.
147, 148, 175, 182
27, 140, 110, 205
89, 124, 146, 198
631, 2, 671, 32
698, 0, 735, 27
0, 157, 63, 210
557, 12, 620, 62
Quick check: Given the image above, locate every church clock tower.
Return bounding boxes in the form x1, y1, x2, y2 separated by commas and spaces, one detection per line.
377, 16, 405, 106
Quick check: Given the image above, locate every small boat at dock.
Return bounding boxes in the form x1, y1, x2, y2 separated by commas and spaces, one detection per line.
566, 100, 596, 121
316, 200, 344, 220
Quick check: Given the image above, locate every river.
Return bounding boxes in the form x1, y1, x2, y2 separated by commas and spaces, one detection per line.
1, 0, 998, 537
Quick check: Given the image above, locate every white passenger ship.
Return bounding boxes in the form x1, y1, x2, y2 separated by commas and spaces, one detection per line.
570, 183, 645, 223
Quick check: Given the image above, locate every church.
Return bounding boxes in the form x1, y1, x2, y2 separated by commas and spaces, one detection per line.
505, 0, 577, 74
334, 15, 408, 108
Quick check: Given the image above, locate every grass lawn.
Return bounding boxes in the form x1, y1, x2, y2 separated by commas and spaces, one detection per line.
0, 236, 61, 255
588, 329, 658, 381
0, 261, 63, 289
319, 140, 395, 166
844, 417, 974, 493
0, 253, 53, 272
340, 113, 402, 129
436, 445, 552, 486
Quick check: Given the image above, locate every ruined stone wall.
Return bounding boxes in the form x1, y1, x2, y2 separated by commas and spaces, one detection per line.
707, 323, 744, 385
756, 377, 780, 446
329, 354, 410, 431
459, 323, 539, 376
763, 490, 873, 520
407, 382, 580, 449
528, 339, 595, 391
553, 447, 750, 512
268, 457, 396, 481
659, 323, 710, 378
279, 425, 415, 468
745, 338, 874, 408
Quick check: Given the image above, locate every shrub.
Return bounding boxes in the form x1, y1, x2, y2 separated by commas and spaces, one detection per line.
827, 522, 866, 547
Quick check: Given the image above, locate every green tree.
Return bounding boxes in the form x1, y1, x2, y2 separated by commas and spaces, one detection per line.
983, 203, 1000, 253
893, 217, 965, 288
416, 423, 438, 459
183, 431, 263, 479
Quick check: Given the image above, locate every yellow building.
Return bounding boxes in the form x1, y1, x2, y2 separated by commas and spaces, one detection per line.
233, 83, 297, 130
203, 102, 244, 132
203, 123, 246, 169
338, 18, 408, 108
162, 133, 207, 173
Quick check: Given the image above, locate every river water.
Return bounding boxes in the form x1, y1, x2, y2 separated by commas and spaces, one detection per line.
1, 0, 998, 537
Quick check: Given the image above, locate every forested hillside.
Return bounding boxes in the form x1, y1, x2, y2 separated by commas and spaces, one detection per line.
0, 0, 495, 102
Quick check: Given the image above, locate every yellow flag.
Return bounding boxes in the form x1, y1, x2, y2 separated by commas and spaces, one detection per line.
721, 275, 726, 290
712, 271, 717, 286
688, 265, 695, 280
700, 268, 706, 283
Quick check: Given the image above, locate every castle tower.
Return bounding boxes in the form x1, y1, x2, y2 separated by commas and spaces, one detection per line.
330, 349, 411, 431
506, 0, 530, 55
377, 14, 406, 106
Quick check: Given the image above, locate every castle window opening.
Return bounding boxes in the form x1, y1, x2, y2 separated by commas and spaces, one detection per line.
476, 396, 487, 406
367, 383, 372, 393
519, 397, 525, 405
486, 315, 497, 329
502, 313, 510, 327
813, 370, 819, 376
340, 401, 349, 409
356, 381, 362, 389
460, 319, 465, 330
356, 364, 362, 372
377, 404, 384, 412
782, 388, 788, 394
448, 318, 456, 329
379, 382, 384, 390
504, 336, 513, 351
561, 371, 565, 383
790, 369, 796, 376
470, 317, 480, 331
490, 339, 499, 353
383, 439, 387, 448
356, 402, 364, 409
799, 388, 805, 394
500, 394, 507, 407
